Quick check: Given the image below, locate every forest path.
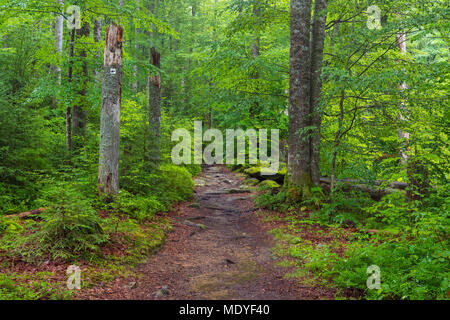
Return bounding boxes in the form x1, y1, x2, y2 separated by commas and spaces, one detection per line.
85, 165, 334, 299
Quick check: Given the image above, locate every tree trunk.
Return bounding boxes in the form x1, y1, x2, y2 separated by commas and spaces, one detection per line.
148, 47, 161, 169
396, 32, 429, 200
132, 0, 141, 93
249, 2, 261, 118
396, 31, 410, 163
72, 21, 90, 142
98, 23, 123, 198
94, 18, 102, 81
287, 0, 313, 199
310, 0, 327, 187
66, 28, 75, 151
330, 90, 345, 197
55, 0, 64, 85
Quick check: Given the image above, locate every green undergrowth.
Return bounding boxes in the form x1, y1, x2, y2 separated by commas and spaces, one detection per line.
0, 163, 199, 300
0, 272, 73, 300
256, 183, 449, 300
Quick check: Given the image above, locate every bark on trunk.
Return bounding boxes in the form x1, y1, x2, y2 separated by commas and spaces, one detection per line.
396, 31, 410, 163
396, 32, 429, 200
55, 0, 64, 84
94, 18, 102, 81
72, 22, 90, 142
132, 0, 141, 93
310, 0, 327, 187
249, 2, 260, 118
287, 0, 313, 199
330, 90, 345, 196
148, 47, 161, 169
98, 23, 123, 198
66, 28, 75, 151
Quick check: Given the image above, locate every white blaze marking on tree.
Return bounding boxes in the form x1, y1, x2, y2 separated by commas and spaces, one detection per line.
110, 68, 117, 75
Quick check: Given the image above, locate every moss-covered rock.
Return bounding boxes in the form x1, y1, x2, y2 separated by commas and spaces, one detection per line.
259, 180, 281, 188
244, 166, 261, 177
244, 163, 286, 184
243, 178, 260, 186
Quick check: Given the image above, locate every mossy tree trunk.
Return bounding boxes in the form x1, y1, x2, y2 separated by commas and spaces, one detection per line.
98, 23, 123, 198
287, 0, 327, 200
287, 0, 313, 200
310, 0, 327, 187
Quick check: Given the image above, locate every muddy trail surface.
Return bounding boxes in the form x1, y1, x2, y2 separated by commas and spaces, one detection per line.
83, 165, 335, 300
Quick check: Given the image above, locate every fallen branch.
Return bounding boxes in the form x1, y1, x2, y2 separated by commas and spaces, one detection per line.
5, 208, 48, 219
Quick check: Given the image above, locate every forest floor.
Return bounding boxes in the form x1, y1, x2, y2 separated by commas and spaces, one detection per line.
77, 165, 342, 300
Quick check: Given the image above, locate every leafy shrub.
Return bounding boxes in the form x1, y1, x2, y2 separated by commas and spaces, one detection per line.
365, 191, 412, 228
6, 182, 108, 262
329, 237, 449, 299
184, 164, 202, 177
157, 164, 195, 204
0, 216, 23, 236
313, 188, 373, 225
115, 191, 165, 221
255, 186, 289, 211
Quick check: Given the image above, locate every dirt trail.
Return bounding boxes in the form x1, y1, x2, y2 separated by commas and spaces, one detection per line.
85, 165, 334, 300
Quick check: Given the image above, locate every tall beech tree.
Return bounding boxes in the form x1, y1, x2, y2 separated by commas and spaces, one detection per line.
98, 23, 123, 197
287, 0, 327, 198
310, 0, 327, 187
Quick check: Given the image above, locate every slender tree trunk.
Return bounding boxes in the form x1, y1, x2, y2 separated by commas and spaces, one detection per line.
396, 32, 429, 200
287, 0, 313, 199
148, 47, 161, 169
132, 0, 140, 93
330, 90, 345, 196
98, 23, 123, 198
148, 0, 161, 169
94, 18, 102, 81
55, 0, 64, 84
396, 32, 410, 163
66, 28, 75, 151
72, 22, 90, 142
310, 0, 327, 187
249, 2, 261, 118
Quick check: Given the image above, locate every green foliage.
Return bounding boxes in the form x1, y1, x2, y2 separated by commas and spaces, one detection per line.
183, 164, 202, 177
158, 164, 195, 203
330, 238, 449, 300
5, 182, 108, 262
267, 185, 449, 300
0, 216, 23, 236
313, 188, 374, 225
115, 191, 165, 222
0, 273, 72, 300
255, 187, 289, 211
